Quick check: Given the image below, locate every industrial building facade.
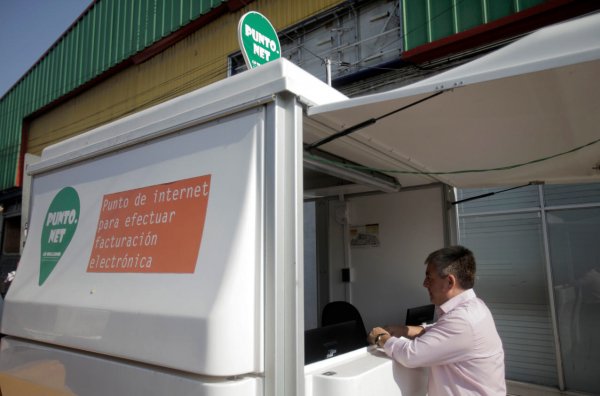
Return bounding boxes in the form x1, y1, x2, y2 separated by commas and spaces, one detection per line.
0, 0, 599, 394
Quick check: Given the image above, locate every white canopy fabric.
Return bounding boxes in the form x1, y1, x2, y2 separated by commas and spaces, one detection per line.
306, 12, 600, 188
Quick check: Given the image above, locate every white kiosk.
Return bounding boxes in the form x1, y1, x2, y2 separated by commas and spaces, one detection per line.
0, 59, 426, 395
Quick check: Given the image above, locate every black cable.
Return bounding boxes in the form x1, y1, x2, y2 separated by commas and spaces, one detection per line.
304, 136, 600, 177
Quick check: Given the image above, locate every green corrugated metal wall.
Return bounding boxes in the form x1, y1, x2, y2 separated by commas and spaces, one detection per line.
402, 0, 545, 51
0, 0, 226, 190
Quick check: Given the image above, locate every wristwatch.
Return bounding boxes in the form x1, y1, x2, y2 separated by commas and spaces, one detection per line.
375, 333, 387, 347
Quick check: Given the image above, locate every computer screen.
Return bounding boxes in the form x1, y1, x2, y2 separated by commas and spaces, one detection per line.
304, 320, 367, 365
405, 304, 435, 326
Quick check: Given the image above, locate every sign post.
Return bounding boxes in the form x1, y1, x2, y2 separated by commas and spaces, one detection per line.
238, 11, 281, 69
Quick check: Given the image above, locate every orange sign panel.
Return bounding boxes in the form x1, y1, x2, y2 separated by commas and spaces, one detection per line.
87, 175, 211, 273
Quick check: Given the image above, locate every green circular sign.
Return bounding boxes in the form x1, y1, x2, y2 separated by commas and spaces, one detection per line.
238, 11, 281, 69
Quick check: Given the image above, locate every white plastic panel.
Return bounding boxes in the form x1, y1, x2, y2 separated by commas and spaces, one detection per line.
304, 347, 427, 396
3, 108, 265, 376
0, 337, 261, 396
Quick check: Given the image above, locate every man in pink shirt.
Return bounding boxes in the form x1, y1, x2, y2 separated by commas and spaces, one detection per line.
368, 246, 506, 396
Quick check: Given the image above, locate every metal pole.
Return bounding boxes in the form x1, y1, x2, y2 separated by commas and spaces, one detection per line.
325, 58, 332, 86
538, 185, 566, 390
264, 94, 305, 396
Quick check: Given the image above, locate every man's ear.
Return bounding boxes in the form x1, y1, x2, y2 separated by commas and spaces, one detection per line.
447, 274, 456, 289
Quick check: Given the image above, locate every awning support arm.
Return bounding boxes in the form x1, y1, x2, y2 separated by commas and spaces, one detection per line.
305, 90, 446, 150
450, 181, 544, 206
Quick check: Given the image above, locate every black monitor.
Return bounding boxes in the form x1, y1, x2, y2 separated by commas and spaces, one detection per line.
405, 304, 435, 326
304, 320, 367, 365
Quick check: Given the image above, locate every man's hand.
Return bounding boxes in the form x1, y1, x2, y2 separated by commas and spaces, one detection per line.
369, 324, 427, 346
368, 327, 391, 347
372, 324, 426, 340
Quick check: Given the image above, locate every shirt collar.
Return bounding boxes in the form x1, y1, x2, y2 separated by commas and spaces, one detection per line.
439, 288, 476, 315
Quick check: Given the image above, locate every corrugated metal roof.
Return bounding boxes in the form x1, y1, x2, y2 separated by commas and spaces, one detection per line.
0, 0, 228, 190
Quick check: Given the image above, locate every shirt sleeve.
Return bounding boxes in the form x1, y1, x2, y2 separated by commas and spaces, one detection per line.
383, 312, 474, 368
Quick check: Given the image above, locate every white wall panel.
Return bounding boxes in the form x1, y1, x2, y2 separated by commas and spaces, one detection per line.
328, 185, 445, 330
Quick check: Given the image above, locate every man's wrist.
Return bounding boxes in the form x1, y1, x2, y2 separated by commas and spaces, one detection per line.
375, 332, 390, 347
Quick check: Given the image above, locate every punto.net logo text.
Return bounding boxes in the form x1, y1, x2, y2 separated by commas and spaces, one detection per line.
45, 209, 78, 243
244, 24, 278, 62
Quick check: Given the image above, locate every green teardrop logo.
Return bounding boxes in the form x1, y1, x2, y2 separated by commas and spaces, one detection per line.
40, 187, 80, 285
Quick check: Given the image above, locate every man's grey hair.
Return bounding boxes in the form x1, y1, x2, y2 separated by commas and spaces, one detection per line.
425, 245, 476, 289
